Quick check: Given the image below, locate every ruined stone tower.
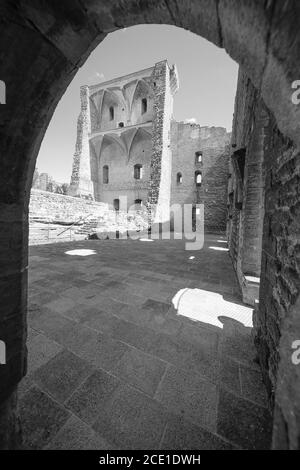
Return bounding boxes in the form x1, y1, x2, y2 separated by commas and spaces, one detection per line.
69, 60, 179, 217
70, 60, 230, 230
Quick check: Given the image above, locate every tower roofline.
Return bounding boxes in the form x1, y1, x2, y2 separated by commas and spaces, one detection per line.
85, 60, 176, 92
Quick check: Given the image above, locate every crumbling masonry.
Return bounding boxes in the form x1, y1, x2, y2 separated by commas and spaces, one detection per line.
70, 61, 230, 231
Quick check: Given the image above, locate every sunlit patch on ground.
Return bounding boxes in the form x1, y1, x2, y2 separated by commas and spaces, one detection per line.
65, 249, 97, 256
172, 288, 253, 329
245, 275, 260, 283
209, 246, 229, 252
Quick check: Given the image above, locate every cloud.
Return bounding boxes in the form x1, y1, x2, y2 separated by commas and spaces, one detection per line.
95, 72, 105, 81
184, 118, 197, 124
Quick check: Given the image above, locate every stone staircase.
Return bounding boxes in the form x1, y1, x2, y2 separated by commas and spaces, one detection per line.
29, 188, 150, 244
75, 210, 149, 238
74, 217, 99, 236
29, 221, 86, 245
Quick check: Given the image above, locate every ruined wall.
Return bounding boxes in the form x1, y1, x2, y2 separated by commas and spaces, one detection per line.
29, 189, 107, 221
98, 90, 127, 132
256, 121, 300, 450
69, 86, 94, 198
71, 62, 175, 214
229, 69, 300, 448
228, 70, 267, 305
131, 80, 154, 125
97, 131, 151, 209
149, 61, 178, 224
170, 121, 230, 231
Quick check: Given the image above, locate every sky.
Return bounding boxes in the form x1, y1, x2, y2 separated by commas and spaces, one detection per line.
37, 25, 238, 183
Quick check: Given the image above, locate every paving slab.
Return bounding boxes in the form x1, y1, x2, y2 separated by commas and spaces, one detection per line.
19, 386, 70, 450
155, 365, 218, 432
45, 415, 115, 450
33, 349, 94, 404
111, 347, 167, 397
217, 388, 272, 449
161, 415, 234, 450
92, 383, 169, 449
65, 369, 121, 425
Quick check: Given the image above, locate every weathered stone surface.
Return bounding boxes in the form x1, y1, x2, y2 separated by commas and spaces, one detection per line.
111, 347, 167, 397
69, 61, 229, 232
171, 122, 230, 231
19, 386, 70, 450
30, 189, 107, 221
161, 415, 234, 450
15, 236, 272, 448
45, 415, 114, 450
228, 66, 300, 448
155, 365, 218, 432
0, 389, 22, 449
92, 382, 169, 449
217, 388, 272, 450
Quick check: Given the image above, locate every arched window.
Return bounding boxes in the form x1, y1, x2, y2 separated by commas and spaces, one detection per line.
109, 106, 114, 121
195, 171, 202, 186
134, 164, 143, 180
103, 165, 109, 184
113, 199, 120, 211
141, 98, 147, 114
195, 151, 202, 163
135, 199, 142, 209
177, 172, 183, 184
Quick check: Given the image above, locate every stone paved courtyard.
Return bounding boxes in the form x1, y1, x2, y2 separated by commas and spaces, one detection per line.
19, 234, 272, 450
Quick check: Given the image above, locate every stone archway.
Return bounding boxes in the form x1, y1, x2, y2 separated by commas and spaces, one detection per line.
0, 0, 300, 449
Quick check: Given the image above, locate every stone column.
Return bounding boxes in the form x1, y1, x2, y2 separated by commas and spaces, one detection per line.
69, 86, 94, 198
241, 102, 269, 277
149, 61, 178, 226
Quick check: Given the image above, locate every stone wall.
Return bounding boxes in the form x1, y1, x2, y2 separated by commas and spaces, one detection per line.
69, 62, 228, 230
96, 128, 152, 209
29, 189, 107, 222
171, 121, 230, 231
149, 61, 178, 223
227, 70, 267, 305
256, 119, 300, 450
70, 61, 179, 220
0, 389, 21, 449
228, 68, 300, 449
